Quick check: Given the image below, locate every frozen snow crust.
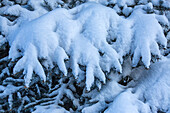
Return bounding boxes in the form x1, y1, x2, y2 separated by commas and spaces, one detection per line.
7, 2, 167, 91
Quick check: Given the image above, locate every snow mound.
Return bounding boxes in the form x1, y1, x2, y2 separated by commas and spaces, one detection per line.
134, 58, 170, 112
104, 58, 170, 113
104, 90, 150, 113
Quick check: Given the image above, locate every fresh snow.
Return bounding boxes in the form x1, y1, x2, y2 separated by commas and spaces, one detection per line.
8, 2, 133, 90
104, 90, 150, 113
33, 104, 69, 113
104, 57, 170, 113
7, 2, 167, 90
83, 57, 170, 113
0, 0, 169, 113
129, 6, 167, 68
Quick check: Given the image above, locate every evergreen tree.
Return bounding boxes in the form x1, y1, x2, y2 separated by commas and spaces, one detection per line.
0, 0, 170, 112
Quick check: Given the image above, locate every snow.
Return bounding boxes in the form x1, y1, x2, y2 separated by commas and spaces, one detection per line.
155, 14, 169, 26
0, 84, 22, 99
5, 0, 168, 94
134, 58, 170, 112
8, 8, 72, 87
129, 6, 167, 68
0, 0, 48, 26
0, 0, 169, 112
104, 57, 170, 113
15, 0, 28, 5
82, 101, 107, 113
82, 56, 170, 113
151, 0, 160, 6
1, 0, 14, 6
0, 16, 10, 36
0, 35, 6, 46
44, 0, 64, 10
122, 5, 133, 17
113, 4, 121, 14
8, 94, 13, 110
104, 90, 150, 113
108, 0, 135, 7
81, 59, 132, 112
151, 0, 170, 8
33, 104, 69, 113
8, 2, 132, 90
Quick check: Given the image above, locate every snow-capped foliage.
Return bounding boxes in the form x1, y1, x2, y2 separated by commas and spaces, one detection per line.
8, 2, 134, 91
0, 0, 169, 112
33, 105, 69, 113
82, 57, 170, 113
43, 0, 65, 10
0, 35, 6, 46
129, 6, 167, 68
105, 58, 170, 113
7, 1, 167, 91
